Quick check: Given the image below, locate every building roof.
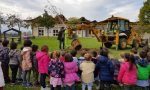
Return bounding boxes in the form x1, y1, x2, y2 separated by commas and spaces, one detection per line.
99, 16, 129, 23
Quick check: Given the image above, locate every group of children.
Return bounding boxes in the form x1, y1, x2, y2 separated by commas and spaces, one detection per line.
0, 39, 150, 90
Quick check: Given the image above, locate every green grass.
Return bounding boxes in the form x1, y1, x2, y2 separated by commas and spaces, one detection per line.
18, 37, 137, 59
5, 37, 145, 90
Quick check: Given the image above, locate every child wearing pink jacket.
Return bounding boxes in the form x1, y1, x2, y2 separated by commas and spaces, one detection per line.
36, 45, 50, 90
118, 54, 137, 90
63, 53, 80, 90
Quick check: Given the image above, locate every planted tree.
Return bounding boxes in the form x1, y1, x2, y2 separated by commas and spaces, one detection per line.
5, 14, 26, 31
37, 10, 55, 37
139, 0, 150, 33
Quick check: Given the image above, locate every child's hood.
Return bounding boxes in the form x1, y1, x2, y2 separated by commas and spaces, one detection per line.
64, 62, 76, 69
21, 47, 32, 56
9, 49, 20, 57
99, 56, 109, 64
36, 51, 48, 60
138, 58, 148, 67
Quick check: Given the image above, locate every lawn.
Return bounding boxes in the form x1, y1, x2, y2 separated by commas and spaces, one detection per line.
5, 36, 145, 90
20, 37, 133, 59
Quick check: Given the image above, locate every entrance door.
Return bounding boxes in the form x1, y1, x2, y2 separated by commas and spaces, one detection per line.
38, 27, 44, 36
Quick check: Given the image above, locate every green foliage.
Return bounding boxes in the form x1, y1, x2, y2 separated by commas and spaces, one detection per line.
37, 10, 55, 29
67, 17, 80, 25
138, 0, 150, 33
79, 17, 90, 24
139, 0, 150, 25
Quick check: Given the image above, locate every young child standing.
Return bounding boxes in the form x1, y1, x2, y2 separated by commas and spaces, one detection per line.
0, 61, 5, 90
31, 45, 39, 85
36, 45, 50, 90
59, 51, 66, 62
90, 50, 99, 90
136, 50, 150, 89
96, 48, 114, 90
48, 51, 64, 90
63, 53, 80, 90
21, 40, 32, 87
78, 50, 86, 65
118, 54, 137, 90
70, 50, 78, 64
130, 48, 140, 63
0, 40, 10, 83
9, 42, 21, 84
80, 53, 95, 90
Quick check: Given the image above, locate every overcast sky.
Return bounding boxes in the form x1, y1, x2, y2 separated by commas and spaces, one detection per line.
0, 0, 144, 22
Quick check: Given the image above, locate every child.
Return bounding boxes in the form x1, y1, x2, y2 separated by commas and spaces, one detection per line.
78, 50, 86, 64
21, 40, 32, 87
0, 61, 5, 90
0, 40, 10, 83
9, 42, 21, 84
18, 46, 23, 83
118, 54, 137, 90
136, 50, 150, 89
63, 53, 80, 90
123, 53, 130, 62
70, 49, 78, 64
119, 53, 125, 62
59, 51, 66, 62
90, 50, 99, 90
48, 51, 64, 90
110, 58, 121, 85
31, 45, 39, 85
36, 45, 50, 90
96, 48, 114, 90
80, 53, 95, 90
130, 48, 140, 63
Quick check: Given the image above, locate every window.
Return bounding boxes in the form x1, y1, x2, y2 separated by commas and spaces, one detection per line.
53, 30, 59, 36
38, 27, 44, 36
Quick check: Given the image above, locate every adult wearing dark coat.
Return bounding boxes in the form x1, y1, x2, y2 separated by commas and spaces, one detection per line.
58, 27, 65, 49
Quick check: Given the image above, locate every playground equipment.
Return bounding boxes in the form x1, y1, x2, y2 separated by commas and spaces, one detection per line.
3, 28, 22, 43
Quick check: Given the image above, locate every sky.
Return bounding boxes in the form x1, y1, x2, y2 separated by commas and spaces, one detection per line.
0, 0, 144, 22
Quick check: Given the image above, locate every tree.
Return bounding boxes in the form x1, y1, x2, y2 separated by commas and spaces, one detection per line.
67, 17, 80, 25
79, 17, 90, 24
37, 10, 55, 37
5, 14, 25, 31
138, 0, 150, 33
0, 12, 5, 41
139, 0, 150, 25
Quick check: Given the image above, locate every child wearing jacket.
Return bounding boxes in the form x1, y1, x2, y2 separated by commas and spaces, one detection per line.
80, 53, 95, 90
9, 42, 21, 84
78, 50, 86, 65
136, 50, 150, 89
0, 40, 10, 83
0, 62, 5, 90
118, 54, 137, 90
96, 48, 114, 90
48, 51, 64, 90
70, 50, 78, 64
63, 53, 80, 90
36, 45, 50, 90
90, 50, 100, 90
21, 40, 32, 87
31, 45, 39, 85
